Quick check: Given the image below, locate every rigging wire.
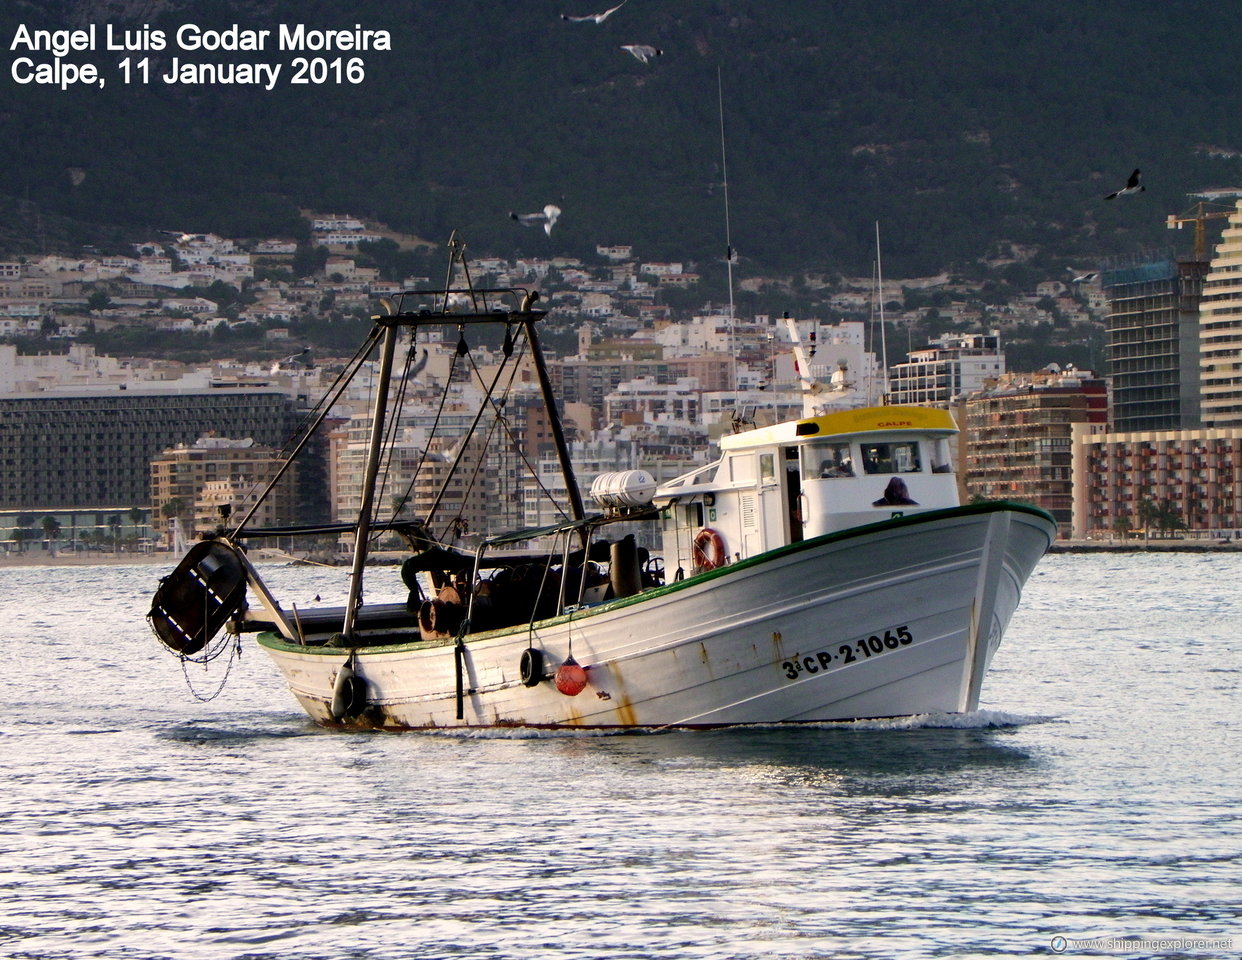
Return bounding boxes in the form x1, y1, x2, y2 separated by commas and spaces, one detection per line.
383, 341, 463, 536
436, 321, 535, 539
397, 317, 573, 544
273, 328, 383, 462
230, 325, 385, 537
463, 329, 573, 526
422, 330, 520, 535
875, 220, 890, 404
439, 403, 507, 543
366, 327, 427, 551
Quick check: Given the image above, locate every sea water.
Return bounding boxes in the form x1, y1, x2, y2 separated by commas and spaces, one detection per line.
0, 553, 1238, 960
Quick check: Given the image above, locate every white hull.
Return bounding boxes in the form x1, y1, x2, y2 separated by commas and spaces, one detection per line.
258, 504, 1053, 729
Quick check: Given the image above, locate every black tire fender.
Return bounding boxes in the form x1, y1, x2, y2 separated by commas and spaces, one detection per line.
330, 662, 367, 720
519, 647, 544, 687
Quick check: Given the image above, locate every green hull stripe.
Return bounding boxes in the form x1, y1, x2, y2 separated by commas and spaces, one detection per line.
256, 501, 1054, 656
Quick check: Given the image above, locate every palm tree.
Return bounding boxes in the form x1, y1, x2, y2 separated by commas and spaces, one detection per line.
128, 506, 147, 550
1136, 499, 1159, 542
1154, 500, 1186, 537
108, 514, 122, 554
40, 516, 62, 556
14, 513, 36, 554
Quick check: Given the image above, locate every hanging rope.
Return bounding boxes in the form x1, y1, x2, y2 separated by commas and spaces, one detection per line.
384, 342, 464, 538
421, 325, 523, 535
367, 326, 431, 551
437, 395, 510, 543
463, 330, 573, 526
526, 532, 561, 640
354, 242, 571, 545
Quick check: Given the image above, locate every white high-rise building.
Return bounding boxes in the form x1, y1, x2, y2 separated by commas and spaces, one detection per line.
888, 332, 1005, 407
1199, 199, 1242, 426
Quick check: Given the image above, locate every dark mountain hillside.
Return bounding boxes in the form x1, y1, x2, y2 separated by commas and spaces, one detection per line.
3, 0, 1240, 275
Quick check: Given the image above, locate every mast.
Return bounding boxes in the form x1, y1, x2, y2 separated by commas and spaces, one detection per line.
521, 291, 586, 524
718, 67, 737, 395
343, 319, 399, 639
875, 221, 890, 404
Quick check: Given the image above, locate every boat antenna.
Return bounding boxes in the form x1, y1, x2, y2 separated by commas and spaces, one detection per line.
875, 221, 890, 404
718, 66, 737, 397
866, 259, 876, 404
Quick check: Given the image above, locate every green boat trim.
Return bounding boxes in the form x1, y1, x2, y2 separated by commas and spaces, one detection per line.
255, 500, 1054, 657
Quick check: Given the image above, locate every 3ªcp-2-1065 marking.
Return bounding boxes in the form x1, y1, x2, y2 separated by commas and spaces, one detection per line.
781, 626, 914, 680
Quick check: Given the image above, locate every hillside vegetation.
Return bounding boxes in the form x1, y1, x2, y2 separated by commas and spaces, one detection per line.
3, 0, 1239, 276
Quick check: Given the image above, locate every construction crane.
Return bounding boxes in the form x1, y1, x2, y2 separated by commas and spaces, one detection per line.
1166, 198, 1237, 261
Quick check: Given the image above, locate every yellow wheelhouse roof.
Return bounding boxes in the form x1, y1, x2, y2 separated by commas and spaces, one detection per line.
720, 405, 958, 451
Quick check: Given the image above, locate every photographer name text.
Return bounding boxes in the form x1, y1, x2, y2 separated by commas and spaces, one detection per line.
9, 23, 391, 90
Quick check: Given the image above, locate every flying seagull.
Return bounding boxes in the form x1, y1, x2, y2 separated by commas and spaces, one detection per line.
621, 44, 662, 63
510, 204, 562, 236
561, 1, 627, 23
1105, 169, 1145, 200
1067, 267, 1099, 283
269, 347, 314, 374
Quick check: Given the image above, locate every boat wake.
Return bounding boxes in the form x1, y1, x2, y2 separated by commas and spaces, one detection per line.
422, 725, 643, 740
412, 710, 1056, 739
823, 709, 1056, 731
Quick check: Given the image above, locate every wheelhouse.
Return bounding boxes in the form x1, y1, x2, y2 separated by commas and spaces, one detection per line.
655, 406, 960, 575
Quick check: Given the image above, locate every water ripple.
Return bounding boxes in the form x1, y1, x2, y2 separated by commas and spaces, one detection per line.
0, 556, 1239, 959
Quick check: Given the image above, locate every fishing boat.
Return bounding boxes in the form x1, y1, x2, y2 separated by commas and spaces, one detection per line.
149, 243, 1055, 730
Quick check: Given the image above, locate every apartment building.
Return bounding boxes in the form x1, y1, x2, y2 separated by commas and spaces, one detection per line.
1199, 199, 1242, 426
1072, 426, 1242, 539
963, 369, 1107, 536
1101, 254, 1205, 432
888, 332, 1005, 406
0, 387, 302, 511
150, 437, 297, 539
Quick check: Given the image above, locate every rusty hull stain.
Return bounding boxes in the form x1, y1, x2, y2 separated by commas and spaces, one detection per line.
606, 660, 639, 726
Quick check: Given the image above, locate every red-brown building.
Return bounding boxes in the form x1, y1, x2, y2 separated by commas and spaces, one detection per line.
963, 368, 1108, 537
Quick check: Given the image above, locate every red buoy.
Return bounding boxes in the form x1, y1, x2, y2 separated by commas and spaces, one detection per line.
555, 655, 588, 696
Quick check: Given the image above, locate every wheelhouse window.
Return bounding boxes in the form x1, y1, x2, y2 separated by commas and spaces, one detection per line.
861, 441, 922, 475
804, 440, 855, 480
930, 438, 954, 474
